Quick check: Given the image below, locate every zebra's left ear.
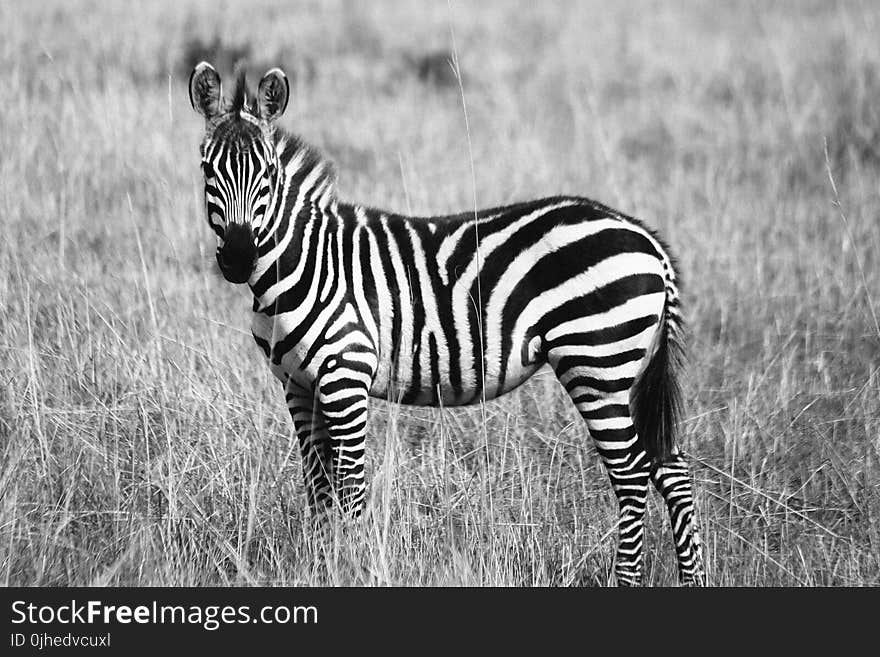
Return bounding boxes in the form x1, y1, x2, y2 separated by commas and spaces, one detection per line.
257, 68, 290, 122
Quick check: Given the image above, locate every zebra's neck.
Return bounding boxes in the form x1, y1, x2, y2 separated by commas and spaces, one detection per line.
249, 131, 341, 304
272, 131, 339, 220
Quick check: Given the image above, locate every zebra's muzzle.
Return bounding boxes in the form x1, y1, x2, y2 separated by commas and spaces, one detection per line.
217, 224, 258, 284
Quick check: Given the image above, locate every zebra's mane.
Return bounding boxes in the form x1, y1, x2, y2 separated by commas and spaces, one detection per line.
230, 67, 251, 114
209, 69, 261, 147
274, 129, 339, 199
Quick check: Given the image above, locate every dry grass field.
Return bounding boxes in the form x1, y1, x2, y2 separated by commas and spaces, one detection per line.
1, 0, 878, 586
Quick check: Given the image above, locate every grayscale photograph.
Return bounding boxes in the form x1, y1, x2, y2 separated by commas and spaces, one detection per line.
0, 0, 877, 613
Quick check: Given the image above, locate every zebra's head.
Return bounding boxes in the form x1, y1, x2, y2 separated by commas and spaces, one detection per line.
189, 62, 290, 284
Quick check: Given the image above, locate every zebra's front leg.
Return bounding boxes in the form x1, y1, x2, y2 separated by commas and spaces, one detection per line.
317, 371, 371, 518
285, 382, 334, 521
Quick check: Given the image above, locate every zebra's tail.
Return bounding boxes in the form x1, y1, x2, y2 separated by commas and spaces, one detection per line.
631, 276, 685, 464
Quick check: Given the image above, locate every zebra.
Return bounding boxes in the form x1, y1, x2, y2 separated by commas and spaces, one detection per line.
188, 61, 704, 586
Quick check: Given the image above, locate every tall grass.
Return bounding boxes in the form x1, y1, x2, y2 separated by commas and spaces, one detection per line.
0, 0, 877, 586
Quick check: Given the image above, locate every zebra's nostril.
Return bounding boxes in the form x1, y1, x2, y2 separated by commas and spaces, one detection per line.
216, 224, 257, 284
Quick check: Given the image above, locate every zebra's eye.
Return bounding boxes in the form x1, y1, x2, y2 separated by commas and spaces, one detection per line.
202, 161, 215, 178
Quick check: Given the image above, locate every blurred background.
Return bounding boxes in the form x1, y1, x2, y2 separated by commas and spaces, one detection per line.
0, 0, 877, 585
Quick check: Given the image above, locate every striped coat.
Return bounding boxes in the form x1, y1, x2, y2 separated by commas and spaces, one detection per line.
190, 62, 704, 586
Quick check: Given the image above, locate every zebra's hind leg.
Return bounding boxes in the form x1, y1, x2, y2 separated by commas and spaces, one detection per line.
567, 385, 652, 586
588, 403, 652, 586
550, 344, 652, 585
650, 451, 705, 585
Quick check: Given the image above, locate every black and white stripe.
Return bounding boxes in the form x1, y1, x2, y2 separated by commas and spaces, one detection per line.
189, 62, 704, 586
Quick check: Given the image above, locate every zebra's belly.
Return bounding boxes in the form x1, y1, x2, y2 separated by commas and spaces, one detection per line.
366, 341, 545, 407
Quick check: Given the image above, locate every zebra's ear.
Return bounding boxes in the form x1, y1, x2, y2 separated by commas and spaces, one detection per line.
189, 62, 223, 119
257, 68, 290, 122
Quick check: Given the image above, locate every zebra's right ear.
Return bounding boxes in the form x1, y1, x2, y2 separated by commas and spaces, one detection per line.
189, 62, 223, 119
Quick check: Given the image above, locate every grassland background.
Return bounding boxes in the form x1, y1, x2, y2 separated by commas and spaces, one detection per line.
0, 0, 878, 586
